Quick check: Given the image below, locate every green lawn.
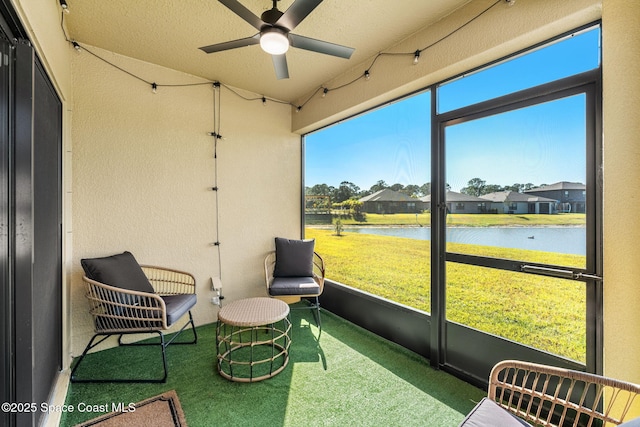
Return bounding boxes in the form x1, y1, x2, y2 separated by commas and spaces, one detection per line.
306, 227, 587, 363
332, 212, 586, 227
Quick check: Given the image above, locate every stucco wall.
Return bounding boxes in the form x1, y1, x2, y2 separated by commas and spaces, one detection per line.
602, 0, 640, 403
71, 46, 299, 355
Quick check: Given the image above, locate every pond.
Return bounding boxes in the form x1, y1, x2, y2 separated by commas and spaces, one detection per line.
343, 226, 586, 255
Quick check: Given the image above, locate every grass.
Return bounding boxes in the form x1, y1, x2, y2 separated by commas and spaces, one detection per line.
305, 227, 587, 363
62, 310, 485, 427
331, 212, 586, 227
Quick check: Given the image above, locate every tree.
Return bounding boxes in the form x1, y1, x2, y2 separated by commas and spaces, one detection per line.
334, 181, 361, 203
483, 184, 503, 194
460, 178, 486, 197
307, 183, 334, 196
419, 182, 431, 196
369, 180, 388, 193
501, 183, 534, 193
401, 184, 421, 197
389, 183, 405, 192
341, 199, 365, 222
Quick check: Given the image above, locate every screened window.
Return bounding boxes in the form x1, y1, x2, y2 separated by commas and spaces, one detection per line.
304, 23, 601, 371
304, 91, 431, 312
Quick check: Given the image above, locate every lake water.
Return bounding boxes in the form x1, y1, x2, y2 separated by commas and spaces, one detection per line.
344, 226, 586, 255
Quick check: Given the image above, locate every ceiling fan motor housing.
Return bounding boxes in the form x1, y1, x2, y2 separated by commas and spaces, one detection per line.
261, 8, 284, 26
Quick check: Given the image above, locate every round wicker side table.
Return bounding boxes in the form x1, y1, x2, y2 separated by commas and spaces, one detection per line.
216, 297, 291, 382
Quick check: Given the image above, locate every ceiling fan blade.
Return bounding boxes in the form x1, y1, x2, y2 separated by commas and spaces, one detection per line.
272, 54, 289, 80
289, 33, 354, 59
199, 34, 260, 54
276, 0, 323, 30
218, 0, 265, 30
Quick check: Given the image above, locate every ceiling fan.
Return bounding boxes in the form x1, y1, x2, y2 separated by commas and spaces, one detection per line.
199, 0, 355, 80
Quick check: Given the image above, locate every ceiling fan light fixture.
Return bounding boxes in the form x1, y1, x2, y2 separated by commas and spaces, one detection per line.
260, 28, 289, 55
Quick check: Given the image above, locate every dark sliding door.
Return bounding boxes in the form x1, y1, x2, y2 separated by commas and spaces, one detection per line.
1, 4, 63, 426
0, 28, 12, 427
31, 52, 63, 423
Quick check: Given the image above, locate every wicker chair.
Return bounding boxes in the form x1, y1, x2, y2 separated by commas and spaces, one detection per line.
71, 252, 197, 383
264, 239, 325, 333
485, 360, 640, 426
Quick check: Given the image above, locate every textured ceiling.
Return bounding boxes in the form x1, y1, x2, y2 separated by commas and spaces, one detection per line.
63, 0, 472, 102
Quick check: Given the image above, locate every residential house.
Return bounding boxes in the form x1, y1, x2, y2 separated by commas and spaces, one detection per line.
480, 191, 559, 214
524, 181, 586, 213
3, 1, 639, 426
359, 189, 422, 214
422, 190, 489, 214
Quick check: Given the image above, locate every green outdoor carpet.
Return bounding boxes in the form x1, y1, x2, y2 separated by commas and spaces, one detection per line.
62, 307, 484, 427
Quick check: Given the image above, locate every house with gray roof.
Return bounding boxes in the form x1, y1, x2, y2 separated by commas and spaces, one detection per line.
421, 190, 490, 214
524, 181, 586, 213
359, 189, 423, 214
480, 191, 558, 214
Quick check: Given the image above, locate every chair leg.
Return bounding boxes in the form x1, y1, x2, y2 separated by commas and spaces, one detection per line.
312, 297, 322, 338
71, 331, 168, 383
168, 311, 198, 345
118, 312, 198, 347
70, 333, 110, 383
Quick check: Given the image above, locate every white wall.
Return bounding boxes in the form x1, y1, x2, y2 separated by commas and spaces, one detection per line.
70, 45, 299, 355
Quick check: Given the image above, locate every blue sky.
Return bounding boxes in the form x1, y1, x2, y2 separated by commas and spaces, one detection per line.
305, 27, 600, 193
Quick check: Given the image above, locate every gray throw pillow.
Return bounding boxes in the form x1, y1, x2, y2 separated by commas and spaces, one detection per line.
81, 251, 155, 294
273, 237, 315, 277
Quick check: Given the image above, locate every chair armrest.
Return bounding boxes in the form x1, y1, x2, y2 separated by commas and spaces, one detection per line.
489, 360, 640, 426
141, 265, 196, 295
264, 251, 276, 291
82, 276, 168, 332
313, 251, 325, 291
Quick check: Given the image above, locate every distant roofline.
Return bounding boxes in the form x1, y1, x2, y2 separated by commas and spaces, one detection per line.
524, 181, 585, 192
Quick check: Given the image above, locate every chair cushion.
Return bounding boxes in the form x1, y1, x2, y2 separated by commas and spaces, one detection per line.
269, 276, 320, 296
273, 237, 315, 277
81, 251, 155, 294
458, 398, 532, 427
162, 294, 197, 326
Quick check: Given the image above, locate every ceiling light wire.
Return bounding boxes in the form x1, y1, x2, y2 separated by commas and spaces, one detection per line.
418, 0, 501, 53
60, 0, 509, 113
211, 82, 224, 290
303, 0, 504, 108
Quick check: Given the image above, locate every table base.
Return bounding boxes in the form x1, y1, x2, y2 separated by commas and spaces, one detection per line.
216, 318, 291, 382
